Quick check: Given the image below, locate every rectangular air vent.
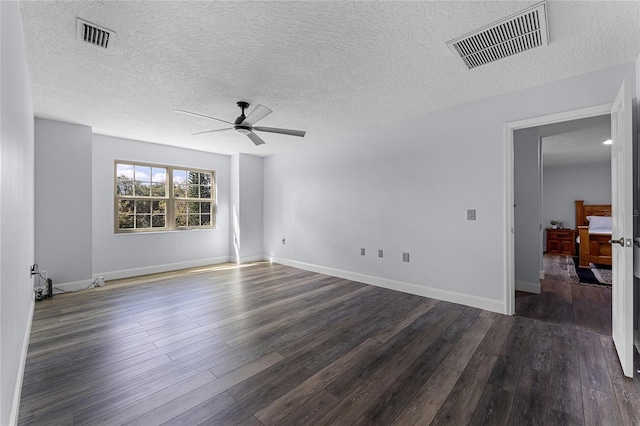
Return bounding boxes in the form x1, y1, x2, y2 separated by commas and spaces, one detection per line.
76, 18, 115, 49
446, 2, 549, 69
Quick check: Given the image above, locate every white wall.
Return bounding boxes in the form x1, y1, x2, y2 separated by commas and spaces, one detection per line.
230, 154, 240, 262
514, 127, 542, 293
238, 154, 263, 262
92, 134, 231, 281
230, 154, 264, 263
635, 53, 640, 347
0, 2, 35, 424
35, 119, 92, 285
543, 161, 611, 231
263, 62, 637, 314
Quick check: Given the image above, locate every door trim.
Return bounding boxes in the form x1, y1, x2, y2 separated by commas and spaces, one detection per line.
504, 103, 613, 315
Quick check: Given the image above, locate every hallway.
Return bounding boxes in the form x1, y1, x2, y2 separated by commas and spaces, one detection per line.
515, 255, 640, 425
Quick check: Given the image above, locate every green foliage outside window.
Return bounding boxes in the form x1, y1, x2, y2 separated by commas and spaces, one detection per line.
115, 162, 214, 232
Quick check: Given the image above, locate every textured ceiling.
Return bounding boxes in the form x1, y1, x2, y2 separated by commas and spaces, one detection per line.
542, 114, 611, 168
19, 1, 640, 156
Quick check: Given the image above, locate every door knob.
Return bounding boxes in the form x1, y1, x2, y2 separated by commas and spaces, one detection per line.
608, 237, 625, 246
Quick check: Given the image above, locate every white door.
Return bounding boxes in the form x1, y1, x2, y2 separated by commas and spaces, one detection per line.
610, 81, 634, 378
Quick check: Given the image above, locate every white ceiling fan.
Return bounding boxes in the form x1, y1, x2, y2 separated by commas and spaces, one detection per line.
176, 101, 306, 146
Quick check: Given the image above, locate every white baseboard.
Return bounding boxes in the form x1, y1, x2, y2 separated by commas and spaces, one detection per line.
516, 280, 541, 294
95, 256, 230, 282
9, 297, 34, 426
52, 278, 95, 293
235, 255, 265, 264
270, 257, 506, 314
54, 256, 231, 292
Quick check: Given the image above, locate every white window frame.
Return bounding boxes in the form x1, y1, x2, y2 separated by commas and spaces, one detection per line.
114, 161, 216, 233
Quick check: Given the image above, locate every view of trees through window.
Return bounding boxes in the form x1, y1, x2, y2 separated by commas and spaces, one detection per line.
115, 162, 214, 232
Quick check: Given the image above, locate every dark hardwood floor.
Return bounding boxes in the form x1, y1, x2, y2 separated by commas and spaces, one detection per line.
18, 260, 640, 425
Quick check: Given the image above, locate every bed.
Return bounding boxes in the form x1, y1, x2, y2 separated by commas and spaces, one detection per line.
575, 200, 612, 268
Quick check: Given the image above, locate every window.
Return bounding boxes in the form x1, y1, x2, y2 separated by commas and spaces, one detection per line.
115, 161, 215, 232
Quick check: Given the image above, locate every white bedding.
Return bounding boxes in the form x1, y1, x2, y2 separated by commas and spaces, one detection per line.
576, 229, 612, 244
587, 215, 612, 234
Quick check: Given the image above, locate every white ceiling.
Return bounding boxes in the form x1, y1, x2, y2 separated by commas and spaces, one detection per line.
542, 115, 611, 168
19, 1, 640, 156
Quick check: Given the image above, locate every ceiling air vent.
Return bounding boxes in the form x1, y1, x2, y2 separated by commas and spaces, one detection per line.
76, 18, 115, 49
446, 2, 549, 70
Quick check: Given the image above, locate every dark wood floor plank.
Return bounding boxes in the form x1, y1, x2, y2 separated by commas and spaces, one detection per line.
576, 329, 614, 394
442, 316, 494, 372
129, 391, 236, 426
430, 349, 498, 425
582, 388, 623, 426
517, 255, 612, 336
372, 298, 438, 343
255, 338, 381, 426
18, 260, 640, 426
24, 341, 233, 425
475, 314, 515, 357
277, 390, 340, 426
468, 383, 514, 426
364, 315, 492, 425
572, 284, 600, 334
316, 310, 462, 425
488, 317, 534, 392
20, 353, 172, 419
324, 301, 455, 401
549, 326, 583, 421
507, 364, 550, 425
362, 335, 455, 424
391, 363, 461, 426
152, 352, 284, 426
599, 336, 640, 426
80, 370, 218, 426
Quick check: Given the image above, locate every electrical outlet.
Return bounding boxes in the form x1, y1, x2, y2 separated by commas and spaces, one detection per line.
30, 264, 38, 276
282, 237, 286, 245
361, 248, 365, 256
467, 209, 476, 220
97, 276, 105, 287
403, 252, 410, 262
378, 249, 383, 258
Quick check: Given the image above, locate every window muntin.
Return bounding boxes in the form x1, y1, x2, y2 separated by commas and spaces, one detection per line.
115, 162, 215, 233
173, 169, 214, 228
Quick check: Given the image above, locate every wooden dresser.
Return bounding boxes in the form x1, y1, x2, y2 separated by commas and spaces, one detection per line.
546, 228, 576, 256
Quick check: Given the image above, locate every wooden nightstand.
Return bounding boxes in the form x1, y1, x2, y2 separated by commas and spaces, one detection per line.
546, 228, 576, 256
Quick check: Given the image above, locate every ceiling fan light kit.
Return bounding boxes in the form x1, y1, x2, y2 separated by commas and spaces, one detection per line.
176, 101, 306, 146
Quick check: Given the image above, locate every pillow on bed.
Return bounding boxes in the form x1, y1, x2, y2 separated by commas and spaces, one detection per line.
587, 215, 612, 231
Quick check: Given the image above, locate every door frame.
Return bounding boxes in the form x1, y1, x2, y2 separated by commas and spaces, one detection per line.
504, 103, 613, 315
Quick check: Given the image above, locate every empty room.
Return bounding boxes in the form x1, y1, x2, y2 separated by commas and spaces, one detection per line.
2, 1, 640, 425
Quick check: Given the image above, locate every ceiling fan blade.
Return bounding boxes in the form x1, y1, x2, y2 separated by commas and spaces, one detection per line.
253, 126, 306, 137
175, 109, 234, 125
247, 132, 266, 146
191, 127, 233, 136
241, 104, 272, 126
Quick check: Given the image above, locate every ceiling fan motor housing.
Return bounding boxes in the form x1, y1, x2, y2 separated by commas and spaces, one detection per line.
235, 101, 250, 125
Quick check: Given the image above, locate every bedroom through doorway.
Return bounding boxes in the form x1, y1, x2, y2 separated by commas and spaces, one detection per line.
509, 84, 638, 379
515, 113, 614, 334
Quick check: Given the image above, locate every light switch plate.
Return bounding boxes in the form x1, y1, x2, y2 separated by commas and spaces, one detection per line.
467, 209, 476, 220
378, 249, 383, 258
361, 248, 365, 256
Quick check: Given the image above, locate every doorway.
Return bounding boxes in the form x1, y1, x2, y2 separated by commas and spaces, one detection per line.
515, 114, 613, 334
505, 103, 613, 314
505, 85, 637, 379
